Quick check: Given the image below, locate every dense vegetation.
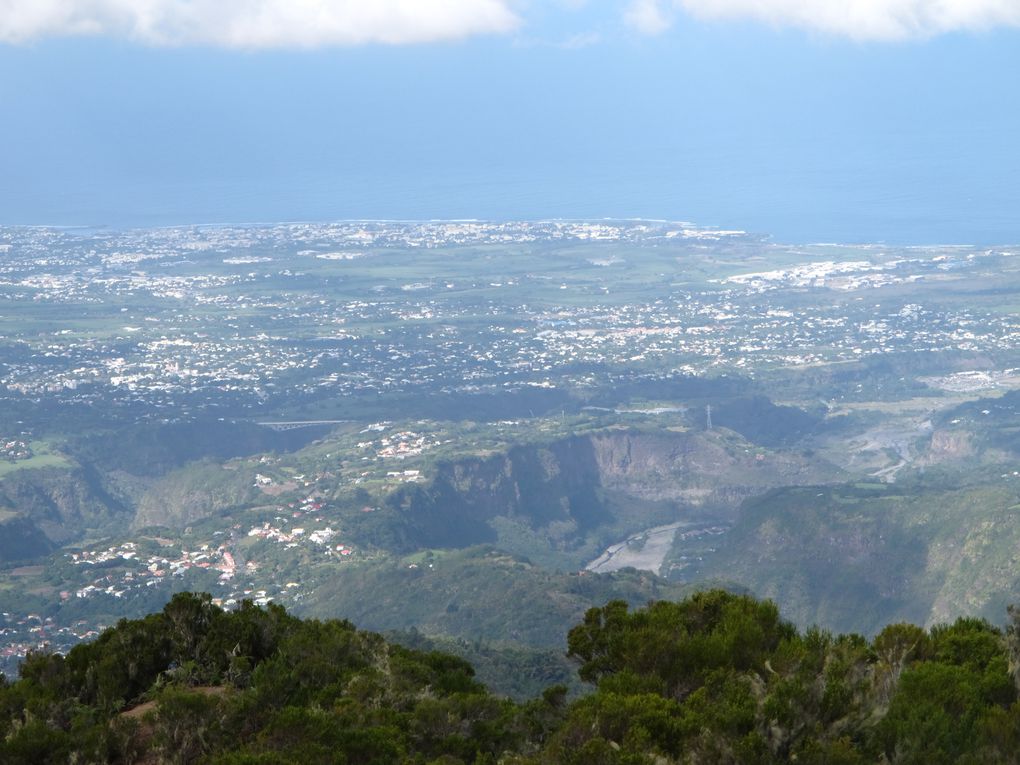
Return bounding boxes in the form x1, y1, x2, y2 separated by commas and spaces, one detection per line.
5, 590, 1020, 763
693, 473, 1020, 633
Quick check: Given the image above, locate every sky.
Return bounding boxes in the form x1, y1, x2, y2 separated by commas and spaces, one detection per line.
1, 0, 1019, 243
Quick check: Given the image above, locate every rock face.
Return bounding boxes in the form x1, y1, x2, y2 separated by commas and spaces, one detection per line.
587, 429, 833, 505
0, 424, 842, 568
0, 458, 260, 543
0, 420, 331, 547
923, 428, 975, 463
132, 463, 259, 530
382, 428, 842, 555
692, 478, 1020, 635
0, 466, 131, 547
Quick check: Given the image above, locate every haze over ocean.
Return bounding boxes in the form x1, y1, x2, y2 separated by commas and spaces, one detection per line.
1, 5, 1018, 245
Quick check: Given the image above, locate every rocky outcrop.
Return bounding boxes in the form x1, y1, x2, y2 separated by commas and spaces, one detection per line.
0, 465, 131, 545
132, 462, 260, 530
587, 429, 835, 505
922, 428, 975, 463
382, 427, 842, 552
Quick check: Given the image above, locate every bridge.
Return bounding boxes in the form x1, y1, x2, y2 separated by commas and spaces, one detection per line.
255, 420, 352, 432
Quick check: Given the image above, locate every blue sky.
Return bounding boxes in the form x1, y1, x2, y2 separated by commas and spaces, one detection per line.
1, 1, 1019, 243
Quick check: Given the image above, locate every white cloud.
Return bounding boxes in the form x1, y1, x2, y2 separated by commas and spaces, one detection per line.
560, 31, 602, 48
624, 0, 1020, 40
624, 0, 673, 35
0, 0, 522, 48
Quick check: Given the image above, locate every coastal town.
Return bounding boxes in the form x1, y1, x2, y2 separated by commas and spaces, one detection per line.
1, 221, 1018, 419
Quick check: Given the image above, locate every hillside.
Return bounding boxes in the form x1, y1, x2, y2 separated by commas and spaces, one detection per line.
346, 425, 843, 569
6, 393, 1020, 682
691, 471, 1020, 634
5, 590, 1020, 764
0, 465, 132, 554
300, 547, 685, 646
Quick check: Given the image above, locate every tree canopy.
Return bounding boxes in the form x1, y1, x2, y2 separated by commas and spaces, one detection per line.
3, 589, 1020, 763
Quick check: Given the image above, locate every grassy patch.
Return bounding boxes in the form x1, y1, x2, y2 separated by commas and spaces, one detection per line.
0, 442, 73, 477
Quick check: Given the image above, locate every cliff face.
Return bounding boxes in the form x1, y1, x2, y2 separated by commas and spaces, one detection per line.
0, 420, 328, 550
920, 428, 976, 464
0, 465, 131, 547
0, 426, 840, 564
587, 429, 834, 505
0, 459, 258, 545
131, 462, 259, 530
383, 428, 842, 554
382, 436, 608, 551
692, 477, 1020, 635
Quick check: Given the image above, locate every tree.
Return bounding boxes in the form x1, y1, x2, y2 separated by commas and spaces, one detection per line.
567, 590, 795, 700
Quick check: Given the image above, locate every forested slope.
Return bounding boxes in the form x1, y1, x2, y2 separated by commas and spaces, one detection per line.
5, 590, 1020, 764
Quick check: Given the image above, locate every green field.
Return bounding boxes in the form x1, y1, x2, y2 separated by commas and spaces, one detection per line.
0, 442, 73, 477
